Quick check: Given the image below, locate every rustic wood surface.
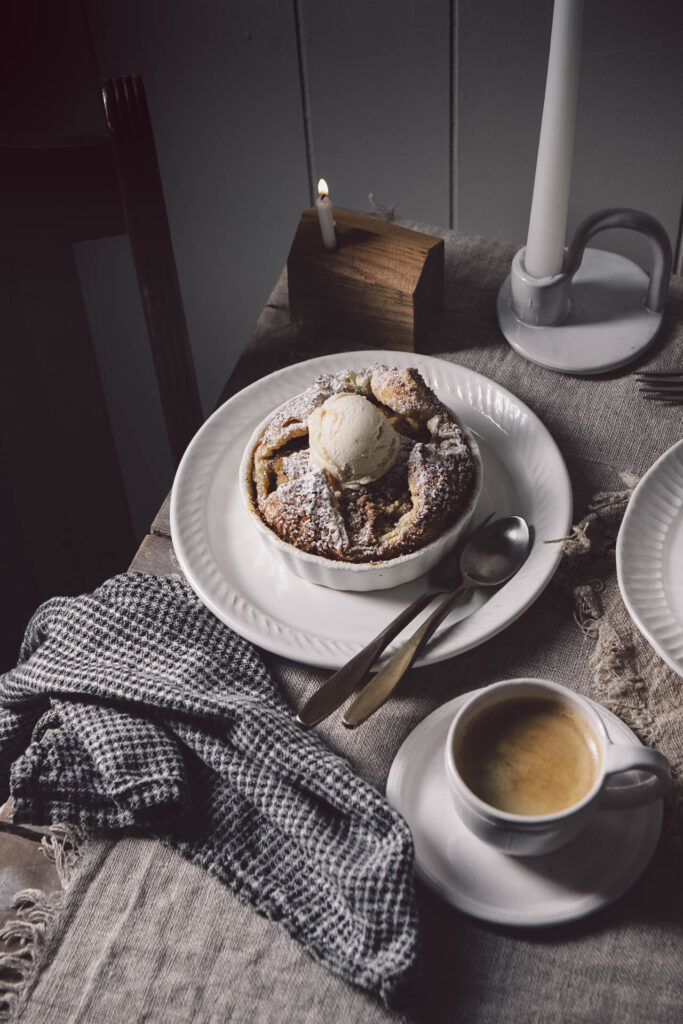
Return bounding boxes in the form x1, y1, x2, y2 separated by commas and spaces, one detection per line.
288, 207, 444, 351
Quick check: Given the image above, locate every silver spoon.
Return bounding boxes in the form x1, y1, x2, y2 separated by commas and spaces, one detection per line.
296, 512, 495, 730
342, 515, 530, 728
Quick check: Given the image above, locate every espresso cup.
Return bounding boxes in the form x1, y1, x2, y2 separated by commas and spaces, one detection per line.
444, 678, 671, 856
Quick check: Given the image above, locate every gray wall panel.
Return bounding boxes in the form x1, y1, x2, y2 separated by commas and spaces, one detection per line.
85, 0, 310, 413
457, 0, 683, 269
299, 0, 451, 226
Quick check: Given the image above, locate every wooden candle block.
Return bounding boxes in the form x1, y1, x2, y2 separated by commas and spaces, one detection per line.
287, 208, 444, 351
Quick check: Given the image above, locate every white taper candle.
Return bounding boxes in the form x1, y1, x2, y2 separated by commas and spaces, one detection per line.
524, 0, 583, 279
315, 178, 338, 252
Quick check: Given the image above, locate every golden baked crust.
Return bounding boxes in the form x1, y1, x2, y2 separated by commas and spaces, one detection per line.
249, 364, 477, 562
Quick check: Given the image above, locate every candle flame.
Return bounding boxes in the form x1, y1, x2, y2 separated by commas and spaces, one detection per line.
317, 178, 329, 197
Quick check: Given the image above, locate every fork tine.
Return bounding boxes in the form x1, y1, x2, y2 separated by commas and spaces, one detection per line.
639, 385, 683, 394
635, 369, 683, 404
640, 393, 683, 403
637, 371, 683, 380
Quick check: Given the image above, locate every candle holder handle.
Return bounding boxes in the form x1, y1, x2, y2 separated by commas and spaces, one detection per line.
564, 208, 672, 314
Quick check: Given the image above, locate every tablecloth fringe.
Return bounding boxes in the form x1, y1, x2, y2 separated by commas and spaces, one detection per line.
560, 477, 683, 854
0, 824, 85, 1022
592, 613, 683, 854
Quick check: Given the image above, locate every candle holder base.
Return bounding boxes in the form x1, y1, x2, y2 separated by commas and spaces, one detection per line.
498, 248, 663, 375
497, 208, 672, 376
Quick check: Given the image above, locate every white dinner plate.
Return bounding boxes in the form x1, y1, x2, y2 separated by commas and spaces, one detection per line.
386, 688, 663, 927
170, 351, 572, 669
617, 438, 683, 677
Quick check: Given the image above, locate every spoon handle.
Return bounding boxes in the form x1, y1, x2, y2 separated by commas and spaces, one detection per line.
342, 584, 472, 729
295, 590, 436, 729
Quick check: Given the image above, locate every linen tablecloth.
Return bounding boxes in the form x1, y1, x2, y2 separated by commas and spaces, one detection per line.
12, 228, 683, 1024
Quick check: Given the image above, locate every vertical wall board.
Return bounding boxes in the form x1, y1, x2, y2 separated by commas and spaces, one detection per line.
84, 0, 309, 413
74, 237, 174, 540
571, 1, 683, 267
457, 0, 683, 269
456, 0, 550, 242
299, 0, 451, 227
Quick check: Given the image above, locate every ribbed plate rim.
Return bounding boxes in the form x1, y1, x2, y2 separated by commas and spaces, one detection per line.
170, 350, 573, 669
617, 437, 683, 677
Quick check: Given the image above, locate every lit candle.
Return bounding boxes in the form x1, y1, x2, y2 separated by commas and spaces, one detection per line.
524, 0, 583, 278
315, 178, 338, 252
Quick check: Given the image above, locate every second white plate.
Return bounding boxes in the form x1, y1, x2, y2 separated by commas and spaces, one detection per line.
171, 351, 572, 669
617, 438, 683, 677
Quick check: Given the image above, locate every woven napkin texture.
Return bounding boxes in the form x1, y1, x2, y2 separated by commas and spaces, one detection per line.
0, 573, 418, 1008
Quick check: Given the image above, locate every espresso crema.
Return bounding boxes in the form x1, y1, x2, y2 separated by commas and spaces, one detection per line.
454, 697, 601, 816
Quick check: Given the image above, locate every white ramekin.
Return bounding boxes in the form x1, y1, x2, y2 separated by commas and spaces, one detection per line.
238, 399, 483, 592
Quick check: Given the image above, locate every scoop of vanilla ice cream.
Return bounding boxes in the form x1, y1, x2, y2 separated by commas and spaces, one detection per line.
308, 393, 400, 488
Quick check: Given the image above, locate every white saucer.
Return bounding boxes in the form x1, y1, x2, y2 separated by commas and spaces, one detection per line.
617, 438, 683, 677
386, 688, 663, 927
171, 351, 572, 669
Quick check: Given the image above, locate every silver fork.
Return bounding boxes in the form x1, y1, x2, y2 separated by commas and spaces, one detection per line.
636, 371, 683, 404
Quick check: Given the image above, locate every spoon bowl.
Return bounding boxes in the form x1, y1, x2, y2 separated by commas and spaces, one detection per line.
341, 515, 531, 728
461, 515, 530, 587
296, 514, 531, 730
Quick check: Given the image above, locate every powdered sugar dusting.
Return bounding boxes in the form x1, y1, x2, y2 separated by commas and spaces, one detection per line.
249, 364, 477, 562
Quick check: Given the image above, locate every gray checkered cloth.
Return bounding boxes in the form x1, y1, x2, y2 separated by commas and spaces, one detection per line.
0, 573, 418, 1008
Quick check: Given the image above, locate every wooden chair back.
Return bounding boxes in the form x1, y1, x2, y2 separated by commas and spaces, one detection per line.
0, 74, 202, 668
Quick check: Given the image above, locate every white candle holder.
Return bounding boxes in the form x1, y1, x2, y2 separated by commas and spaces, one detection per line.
497, 208, 672, 375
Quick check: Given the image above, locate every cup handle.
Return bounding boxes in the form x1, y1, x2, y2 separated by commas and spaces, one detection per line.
600, 743, 671, 809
